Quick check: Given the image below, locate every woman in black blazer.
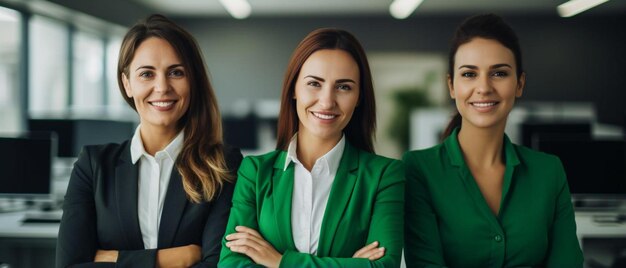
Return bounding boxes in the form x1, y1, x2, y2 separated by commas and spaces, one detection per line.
56, 14, 242, 268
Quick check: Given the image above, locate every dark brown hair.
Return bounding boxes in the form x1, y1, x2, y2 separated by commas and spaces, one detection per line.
443, 13, 525, 139
118, 14, 230, 203
275, 28, 376, 153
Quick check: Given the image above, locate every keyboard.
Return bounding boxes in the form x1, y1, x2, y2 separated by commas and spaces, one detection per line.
22, 217, 61, 224
21, 210, 63, 224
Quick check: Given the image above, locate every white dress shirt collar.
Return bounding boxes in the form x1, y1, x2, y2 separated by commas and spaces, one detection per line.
130, 125, 185, 164
284, 133, 345, 174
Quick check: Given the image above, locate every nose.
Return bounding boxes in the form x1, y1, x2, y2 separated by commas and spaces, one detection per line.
154, 74, 170, 93
317, 85, 336, 109
476, 74, 493, 95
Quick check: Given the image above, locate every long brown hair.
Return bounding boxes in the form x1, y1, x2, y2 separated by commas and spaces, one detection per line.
443, 13, 525, 139
275, 28, 376, 153
118, 14, 231, 203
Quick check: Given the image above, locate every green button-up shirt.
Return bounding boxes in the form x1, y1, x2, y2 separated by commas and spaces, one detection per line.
403, 128, 583, 268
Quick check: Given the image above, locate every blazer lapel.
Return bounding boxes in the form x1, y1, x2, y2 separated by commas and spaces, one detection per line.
272, 151, 296, 250
158, 169, 188, 248
115, 144, 144, 249
317, 143, 358, 257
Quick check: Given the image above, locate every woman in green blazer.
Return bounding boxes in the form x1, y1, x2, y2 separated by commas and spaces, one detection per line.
218, 28, 404, 268
403, 14, 583, 267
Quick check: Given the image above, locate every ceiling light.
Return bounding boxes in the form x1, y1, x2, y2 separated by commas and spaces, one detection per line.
219, 0, 251, 19
389, 0, 424, 19
557, 0, 610, 17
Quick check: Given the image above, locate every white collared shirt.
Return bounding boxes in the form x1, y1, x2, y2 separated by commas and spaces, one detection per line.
284, 134, 345, 254
130, 125, 184, 249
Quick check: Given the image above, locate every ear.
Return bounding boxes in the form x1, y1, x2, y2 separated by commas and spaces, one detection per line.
447, 74, 455, 99
516, 72, 526, 98
122, 73, 132, 98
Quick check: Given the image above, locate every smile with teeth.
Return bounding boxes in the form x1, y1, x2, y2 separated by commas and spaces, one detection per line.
312, 112, 337, 120
150, 101, 175, 107
471, 102, 497, 107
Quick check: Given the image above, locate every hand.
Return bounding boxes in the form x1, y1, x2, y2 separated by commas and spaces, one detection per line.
94, 249, 119, 262
157, 244, 201, 267
352, 241, 385, 261
225, 226, 282, 268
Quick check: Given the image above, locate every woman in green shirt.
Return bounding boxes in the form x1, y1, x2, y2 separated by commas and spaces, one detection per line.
218, 28, 404, 267
403, 14, 583, 267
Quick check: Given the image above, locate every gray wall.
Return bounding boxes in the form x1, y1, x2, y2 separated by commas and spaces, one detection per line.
178, 14, 626, 125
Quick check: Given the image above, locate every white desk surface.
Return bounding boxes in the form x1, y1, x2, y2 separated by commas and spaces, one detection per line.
575, 212, 626, 244
1, 210, 625, 240
0, 211, 59, 239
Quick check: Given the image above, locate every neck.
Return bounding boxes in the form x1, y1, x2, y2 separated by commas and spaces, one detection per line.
457, 123, 505, 169
140, 124, 180, 156
296, 132, 342, 171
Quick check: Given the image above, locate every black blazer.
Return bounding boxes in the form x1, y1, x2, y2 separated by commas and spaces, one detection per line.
56, 140, 242, 268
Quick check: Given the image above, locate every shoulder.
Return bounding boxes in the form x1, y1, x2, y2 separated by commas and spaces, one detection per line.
351, 150, 404, 186
402, 143, 446, 168
513, 143, 564, 171
243, 150, 283, 165
511, 144, 567, 189
69, 141, 129, 185
78, 140, 129, 164
237, 150, 284, 175
357, 149, 402, 170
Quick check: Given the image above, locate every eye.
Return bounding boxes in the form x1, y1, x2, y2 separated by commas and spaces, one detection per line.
492, 71, 508, 77
306, 80, 321, 87
139, 71, 154, 79
169, 69, 185, 77
337, 84, 352, 91
461, 72, 476, 78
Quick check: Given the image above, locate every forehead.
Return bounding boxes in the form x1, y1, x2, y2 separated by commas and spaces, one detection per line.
300, 49, 359, 78
130, 37, 182, 67
454, 38, 516, 68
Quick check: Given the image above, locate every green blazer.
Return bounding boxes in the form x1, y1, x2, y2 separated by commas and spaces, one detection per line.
218, 142, 405, 267
403, 128, 583, 268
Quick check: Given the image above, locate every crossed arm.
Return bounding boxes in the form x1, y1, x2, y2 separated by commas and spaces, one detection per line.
56, 148, 224, 268
218, 157, 404, 268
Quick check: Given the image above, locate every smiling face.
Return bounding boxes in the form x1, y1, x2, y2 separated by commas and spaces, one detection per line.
449, 37, 525, 131
294, 49, 360, 144
122, 37, 190, 133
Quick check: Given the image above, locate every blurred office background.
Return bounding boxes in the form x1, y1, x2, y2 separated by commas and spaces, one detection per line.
0, 0, 625, 267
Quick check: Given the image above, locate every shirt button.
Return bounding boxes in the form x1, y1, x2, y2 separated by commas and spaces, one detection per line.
494, 234, 503, 242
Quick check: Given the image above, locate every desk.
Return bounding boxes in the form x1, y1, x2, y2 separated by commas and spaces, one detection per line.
0, 211, 59, 239
576, 212, 626, 240
576, 212, 626, 268
1, 210, 626, 267
0, 211, 59, 267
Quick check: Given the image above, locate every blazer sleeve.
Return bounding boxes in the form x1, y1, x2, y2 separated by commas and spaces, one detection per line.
403, 152, 446, 268
193, 146, 243, 268
544, 157, 583, 267
278, 159, 405, 268
218, 156, 264, 268
56, 148, 115, 268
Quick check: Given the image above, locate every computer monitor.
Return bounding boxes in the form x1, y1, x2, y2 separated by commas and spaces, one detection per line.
222, 115, 259, 150
28, 119, 135, 157
520, 121, 592, 149
536, 138, 626, 197
0, 134, 55, 198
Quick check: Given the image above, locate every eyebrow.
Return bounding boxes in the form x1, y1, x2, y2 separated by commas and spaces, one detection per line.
304, 75, 356, 84
458, 63, 512, 70
135, 64, 184, 71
